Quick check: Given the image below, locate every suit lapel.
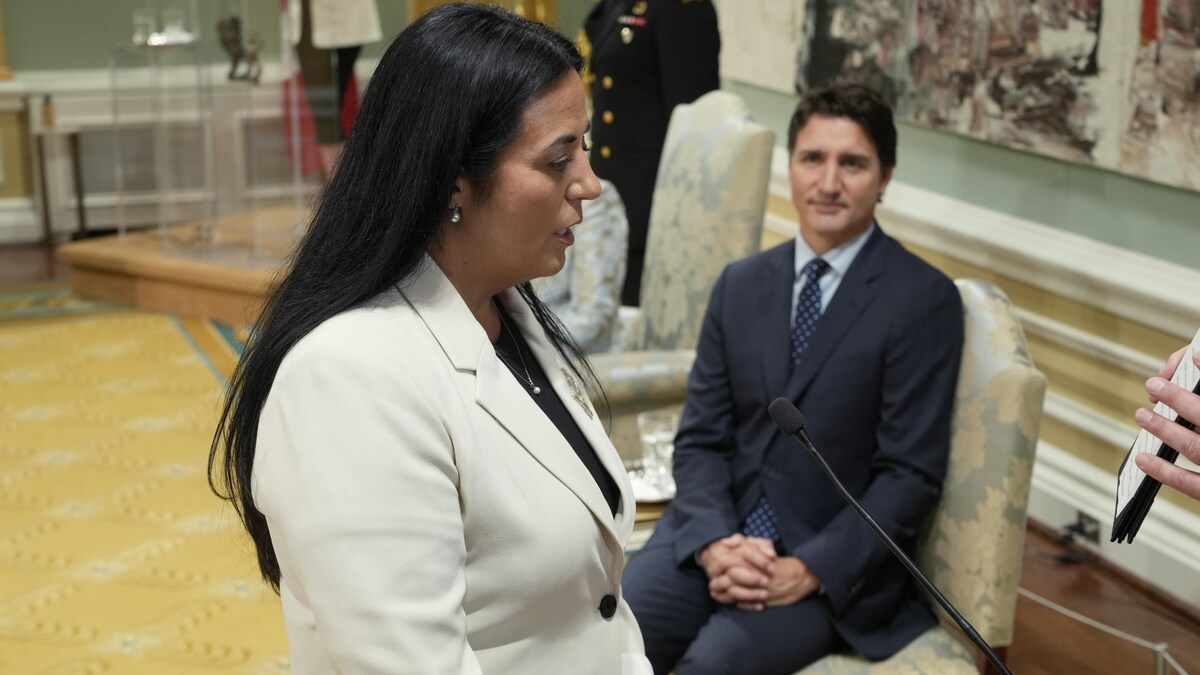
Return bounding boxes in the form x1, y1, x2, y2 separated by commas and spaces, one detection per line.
473, 348, 623, 552
499, 291, 632, 548
783, 228, 886, 402
760, 242, 796, 402
400, 261, 624, 551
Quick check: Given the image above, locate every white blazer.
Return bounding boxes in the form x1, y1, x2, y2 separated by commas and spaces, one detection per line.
286, 0, 382, 49
253, 259, 651, 674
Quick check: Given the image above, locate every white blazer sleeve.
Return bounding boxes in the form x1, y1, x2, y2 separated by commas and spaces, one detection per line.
254, 340, 482, 674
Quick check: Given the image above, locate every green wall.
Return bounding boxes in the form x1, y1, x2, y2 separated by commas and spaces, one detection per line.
555, 0, 593, 40
2, 0, 409, 70
1, 1, 601, 70
8, 0, 1195, 269
724, 78, 1200, 271
0, 0, 600, 81
556, 0, 1200, 269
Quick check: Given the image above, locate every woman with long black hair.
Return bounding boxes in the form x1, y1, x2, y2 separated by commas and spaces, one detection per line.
210, 5, 650, 672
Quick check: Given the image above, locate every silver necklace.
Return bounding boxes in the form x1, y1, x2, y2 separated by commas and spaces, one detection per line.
495, 307, 541, 395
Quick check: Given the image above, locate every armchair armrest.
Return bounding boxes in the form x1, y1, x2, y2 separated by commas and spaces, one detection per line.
611, 306, 643, 352
587, 350, 695, 414
586, 350, 695, 465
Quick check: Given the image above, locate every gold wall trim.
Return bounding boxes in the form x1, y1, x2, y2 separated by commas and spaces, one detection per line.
410, 0, 557, 25
0, 2, 12, 80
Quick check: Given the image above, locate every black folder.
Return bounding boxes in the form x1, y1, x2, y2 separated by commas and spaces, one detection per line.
1113, 330, 1200, 543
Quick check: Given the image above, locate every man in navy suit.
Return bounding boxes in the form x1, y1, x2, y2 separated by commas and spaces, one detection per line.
622, 83, 965, 674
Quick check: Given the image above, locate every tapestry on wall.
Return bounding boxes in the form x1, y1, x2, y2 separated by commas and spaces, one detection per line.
718, 0, 1200, 192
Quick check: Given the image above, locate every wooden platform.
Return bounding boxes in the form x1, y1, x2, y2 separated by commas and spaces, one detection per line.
57, 207, 303, 325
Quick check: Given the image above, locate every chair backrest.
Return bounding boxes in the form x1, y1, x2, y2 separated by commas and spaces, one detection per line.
915, 279, 1047, 647
637, 90, 774, 351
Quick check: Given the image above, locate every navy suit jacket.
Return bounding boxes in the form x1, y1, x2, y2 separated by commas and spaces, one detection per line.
665, 226, 964, 658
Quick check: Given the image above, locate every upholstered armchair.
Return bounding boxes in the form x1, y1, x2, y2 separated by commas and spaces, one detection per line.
589, 90, 774, 463
799, 279, 1047, 674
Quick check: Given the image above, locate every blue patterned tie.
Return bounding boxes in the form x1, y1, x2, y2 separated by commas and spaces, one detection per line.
743, 258, 830, 541
789, 258, 830, 367
742, 494, 781, 540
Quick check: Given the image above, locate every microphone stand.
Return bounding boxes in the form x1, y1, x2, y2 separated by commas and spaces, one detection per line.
770, 398, 1012, 675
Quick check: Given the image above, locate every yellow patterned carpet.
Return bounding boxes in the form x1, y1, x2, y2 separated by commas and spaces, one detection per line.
0, 298, 289, 673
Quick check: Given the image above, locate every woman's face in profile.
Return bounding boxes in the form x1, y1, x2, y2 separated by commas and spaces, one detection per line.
457, 73, 601, 287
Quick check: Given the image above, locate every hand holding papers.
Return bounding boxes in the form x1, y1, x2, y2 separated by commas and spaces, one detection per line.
1135, 347, 1200, 501
1113, 331, 1200, 543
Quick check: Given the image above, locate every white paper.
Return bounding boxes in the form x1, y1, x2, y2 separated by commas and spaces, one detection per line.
1115, 328, 1200, 516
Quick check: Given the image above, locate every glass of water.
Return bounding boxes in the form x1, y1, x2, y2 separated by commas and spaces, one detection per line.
637, 409, 678, 498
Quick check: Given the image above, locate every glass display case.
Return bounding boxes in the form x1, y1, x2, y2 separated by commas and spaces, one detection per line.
107, 0, 315, 269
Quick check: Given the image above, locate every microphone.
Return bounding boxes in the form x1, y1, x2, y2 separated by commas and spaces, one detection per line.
767, 397, 1012, 675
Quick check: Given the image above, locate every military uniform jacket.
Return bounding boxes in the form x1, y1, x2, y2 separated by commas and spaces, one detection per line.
584, 0, 720, 303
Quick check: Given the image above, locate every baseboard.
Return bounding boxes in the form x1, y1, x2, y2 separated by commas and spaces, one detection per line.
1029, 442, 1200, 610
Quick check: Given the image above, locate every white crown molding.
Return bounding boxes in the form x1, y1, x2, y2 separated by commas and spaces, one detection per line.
769, 146, 1200, 340
1043, 391, 1137, 451
1016, 309, 1165, 377
13, 57, 381, 97
764, 210, 794, 240
0, 78, 31, 111
769, 147, 792, 204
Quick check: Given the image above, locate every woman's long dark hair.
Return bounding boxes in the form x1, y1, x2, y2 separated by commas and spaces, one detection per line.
209, 3, 596, 590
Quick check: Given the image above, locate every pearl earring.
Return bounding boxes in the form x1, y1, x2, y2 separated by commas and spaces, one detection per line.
449, 205, 462, 223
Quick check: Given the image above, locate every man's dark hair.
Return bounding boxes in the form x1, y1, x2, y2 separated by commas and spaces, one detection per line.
787, 83, 897, 169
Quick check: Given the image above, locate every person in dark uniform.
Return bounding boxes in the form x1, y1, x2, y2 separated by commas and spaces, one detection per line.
286, 0, 382, 179
584, 0, 720, 306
